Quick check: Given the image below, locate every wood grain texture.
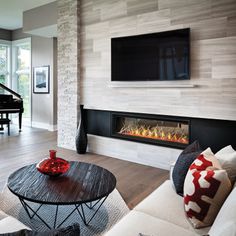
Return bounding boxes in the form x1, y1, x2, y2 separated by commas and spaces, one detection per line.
0, 127, 168, 209
8, 162, 116, 204
170, 0, 212, 25
212, 54, 236, 79
212, 0, 236, 18
80, 0, 236, 121
127, 0, 158, 15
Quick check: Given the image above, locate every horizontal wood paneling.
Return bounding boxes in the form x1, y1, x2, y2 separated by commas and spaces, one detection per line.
88, 135, 182, 170
81, 0, 236, 121
127, 0, 158, 15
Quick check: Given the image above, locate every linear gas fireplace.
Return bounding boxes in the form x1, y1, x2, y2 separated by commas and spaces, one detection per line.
84, 109, 236, 152
111, 113, 190, 149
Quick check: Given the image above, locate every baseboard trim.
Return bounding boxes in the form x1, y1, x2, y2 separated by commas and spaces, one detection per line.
32, 122, 57, 131
48, 125, 58, 131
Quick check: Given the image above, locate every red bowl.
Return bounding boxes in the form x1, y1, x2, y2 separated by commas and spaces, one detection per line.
36, 157, 70, 177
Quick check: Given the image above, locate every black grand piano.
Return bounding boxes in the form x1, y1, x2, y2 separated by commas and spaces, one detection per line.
0, 83, 24, 131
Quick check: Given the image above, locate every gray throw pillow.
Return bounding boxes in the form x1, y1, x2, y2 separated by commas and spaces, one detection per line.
172, 140, 202, 196
0, 223, 80, 236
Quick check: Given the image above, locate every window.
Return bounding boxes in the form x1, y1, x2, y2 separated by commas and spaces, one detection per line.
0, 39, 31, 124
12, 39, 31, 120
0, 41, 10, 93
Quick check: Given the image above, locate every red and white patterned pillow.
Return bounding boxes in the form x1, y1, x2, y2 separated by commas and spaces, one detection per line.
184, 150, 232, 228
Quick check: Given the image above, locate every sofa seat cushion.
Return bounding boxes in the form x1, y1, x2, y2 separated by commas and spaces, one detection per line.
105, 211, 198, 236
215, 145, 236, 183
134, 180, 209, 235
0, 210, 9, 221
0, 216, 30, 233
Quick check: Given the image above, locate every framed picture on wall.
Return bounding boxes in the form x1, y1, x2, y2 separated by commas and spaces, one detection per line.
33, 66, 50, 94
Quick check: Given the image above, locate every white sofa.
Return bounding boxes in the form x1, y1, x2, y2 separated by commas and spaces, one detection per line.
105, 180, 236, 236
0, 210, 30, 234
0, 178, 235, 235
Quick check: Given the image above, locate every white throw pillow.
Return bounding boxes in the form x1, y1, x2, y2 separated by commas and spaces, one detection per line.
215, 145, 236, 183
209, 186, 236, 236
201, 147, 214, 156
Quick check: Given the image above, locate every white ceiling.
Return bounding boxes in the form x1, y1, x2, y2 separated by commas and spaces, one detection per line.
0, 0, 56, 30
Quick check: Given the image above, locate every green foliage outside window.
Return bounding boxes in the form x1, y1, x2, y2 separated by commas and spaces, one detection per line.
17, 45, 31, 118
0, 45, 7, 73
0, 45, 7, 93
0, 43, 31, 119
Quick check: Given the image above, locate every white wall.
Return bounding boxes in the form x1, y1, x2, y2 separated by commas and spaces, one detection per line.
23, 1, 57, 38
12, 29, 57, 131
31, 36, 57, 130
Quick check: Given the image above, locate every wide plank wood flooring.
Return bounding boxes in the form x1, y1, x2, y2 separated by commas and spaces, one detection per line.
0, 125, 168, 209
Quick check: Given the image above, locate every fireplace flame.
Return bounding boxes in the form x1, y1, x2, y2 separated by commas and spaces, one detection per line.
119, 124, 189, 144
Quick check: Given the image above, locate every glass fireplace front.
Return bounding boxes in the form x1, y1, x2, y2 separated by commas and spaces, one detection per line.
111, 113, 190, 148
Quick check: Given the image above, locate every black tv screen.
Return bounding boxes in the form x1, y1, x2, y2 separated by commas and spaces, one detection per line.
111, 28, 190, 81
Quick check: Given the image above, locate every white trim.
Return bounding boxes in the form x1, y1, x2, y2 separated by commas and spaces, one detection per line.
48, 124, 57, 131
8, 41, 12, 88
32, 121, 57, 131
109, 81, 196, 88
32, 121, 48, 129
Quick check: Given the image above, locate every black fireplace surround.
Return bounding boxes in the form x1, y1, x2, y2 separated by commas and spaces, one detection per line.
84, 109, 236, 152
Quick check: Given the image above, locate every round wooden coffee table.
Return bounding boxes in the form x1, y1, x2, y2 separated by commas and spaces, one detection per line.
7, 161, 116, 229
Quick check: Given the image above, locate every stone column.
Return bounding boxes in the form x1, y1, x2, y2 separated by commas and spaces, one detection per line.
57, 0, 80, 150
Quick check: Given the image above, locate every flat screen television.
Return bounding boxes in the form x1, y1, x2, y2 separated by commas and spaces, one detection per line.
111, 28, 190, 81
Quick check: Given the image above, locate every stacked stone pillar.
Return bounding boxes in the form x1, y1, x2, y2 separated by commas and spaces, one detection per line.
57, 0, 80, 149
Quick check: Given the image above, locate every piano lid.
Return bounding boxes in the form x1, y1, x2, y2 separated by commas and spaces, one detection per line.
0, 83, 22, 100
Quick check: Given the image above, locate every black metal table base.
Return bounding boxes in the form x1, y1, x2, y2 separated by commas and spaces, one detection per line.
19, 196, 108, 229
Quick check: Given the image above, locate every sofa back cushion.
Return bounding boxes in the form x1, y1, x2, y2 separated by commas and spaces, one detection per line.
184, 151, 232, 228
208, 185, 236, 236
215, 145, 236, 183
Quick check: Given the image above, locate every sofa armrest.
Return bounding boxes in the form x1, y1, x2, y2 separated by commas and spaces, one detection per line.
0, 216, 31, 233
170, 162, 176, 190
169, 162, 175, 179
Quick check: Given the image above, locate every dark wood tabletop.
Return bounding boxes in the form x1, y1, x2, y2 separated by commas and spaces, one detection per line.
7, 161, 116, 205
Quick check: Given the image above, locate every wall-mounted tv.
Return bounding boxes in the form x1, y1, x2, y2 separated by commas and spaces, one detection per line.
111, 28, 190, 82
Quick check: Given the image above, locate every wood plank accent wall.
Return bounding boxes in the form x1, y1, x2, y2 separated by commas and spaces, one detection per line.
80, 0, 236, 121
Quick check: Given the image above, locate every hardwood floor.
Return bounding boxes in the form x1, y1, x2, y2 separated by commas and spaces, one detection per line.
0, 125, 168, 209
